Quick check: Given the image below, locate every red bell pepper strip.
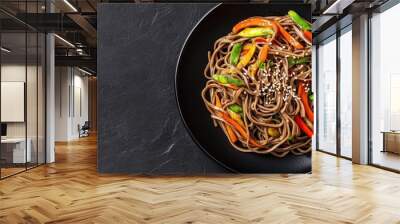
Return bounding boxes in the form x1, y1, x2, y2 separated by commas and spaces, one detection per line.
303, 30, 312, 42
294, 115, 313, 138
274, 21, 304, 50
298, 82, 314, 123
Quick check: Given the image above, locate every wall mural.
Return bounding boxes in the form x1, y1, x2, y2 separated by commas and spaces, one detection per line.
98, 3, 312, 174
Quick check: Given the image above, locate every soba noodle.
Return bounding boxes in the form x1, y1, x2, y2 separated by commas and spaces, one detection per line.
202, 14, 313, 157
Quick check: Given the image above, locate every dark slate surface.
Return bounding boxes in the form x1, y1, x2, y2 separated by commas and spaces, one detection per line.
97, 3, 228, 174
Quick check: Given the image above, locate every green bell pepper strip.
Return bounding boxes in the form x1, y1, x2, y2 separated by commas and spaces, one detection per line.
259, 62, 266, 70
238, 27, 274, 38
228, 104, 244, 123
287, 57, 310, 67
212, 74, 244, 87
268, 60, 274, 67
288, 10, 312, 31
230, 43, 242, 65
228, 104, 243, 116
309, 92, 314, 102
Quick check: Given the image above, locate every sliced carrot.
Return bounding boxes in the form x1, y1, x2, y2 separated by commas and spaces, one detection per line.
214, 95, 237, 143
220, 112, 262, 147
214, 95, 260, 147
242, 44, 252, 50
241, 50, 249, 56
226, 125, 238, 143
214, 94, 222, 108
232, 17, 277, 34
240, 44, 251, 56
237, 44, 256, 69
274, 21, 304, 50
258, 45, 269, 61
222, 84, 239, 90
249, 45, 269, 77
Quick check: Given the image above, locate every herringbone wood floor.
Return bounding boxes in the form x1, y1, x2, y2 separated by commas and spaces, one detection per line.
1, 135, 400, 224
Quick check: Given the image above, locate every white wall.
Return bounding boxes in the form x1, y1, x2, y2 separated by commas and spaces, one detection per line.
1, 64, 38, 138
1, 63, 46, 163
1, 65, 27, 141
55, 66, 70, 141
55, 66, 89, 141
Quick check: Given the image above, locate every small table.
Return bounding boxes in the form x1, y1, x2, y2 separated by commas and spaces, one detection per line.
381, 131, 400, 154
1, 138, 31, 163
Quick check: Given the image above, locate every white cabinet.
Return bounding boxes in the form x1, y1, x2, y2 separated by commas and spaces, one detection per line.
1, 138, 32, 163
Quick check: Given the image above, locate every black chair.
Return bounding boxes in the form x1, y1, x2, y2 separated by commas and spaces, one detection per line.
79, 121, 90, 138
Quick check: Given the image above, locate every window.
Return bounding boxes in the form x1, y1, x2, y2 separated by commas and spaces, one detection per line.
370, 2, 400, 171
0, 2, 46, 179
317, 35, 337, 154
339, 27, 352, 158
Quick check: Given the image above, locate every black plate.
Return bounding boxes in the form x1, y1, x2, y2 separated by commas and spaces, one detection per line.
175, 3, 311, 173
